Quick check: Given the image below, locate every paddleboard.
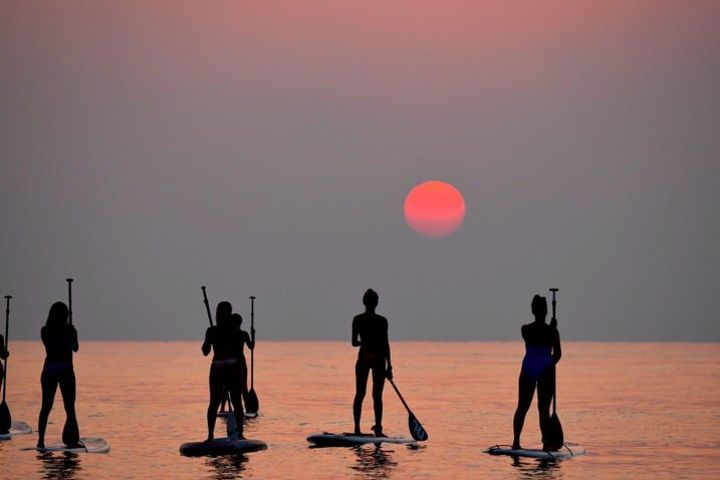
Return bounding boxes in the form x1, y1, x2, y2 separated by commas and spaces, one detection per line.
307, 432, 417, 447
25, 437, 111, 454
218, 410, 258, 420
0, 421, 32, 440
486, 443, 585, 460
179, 437, 267, 456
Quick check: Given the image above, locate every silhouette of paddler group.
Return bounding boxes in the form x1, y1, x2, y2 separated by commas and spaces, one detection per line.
0, 280, 563, 453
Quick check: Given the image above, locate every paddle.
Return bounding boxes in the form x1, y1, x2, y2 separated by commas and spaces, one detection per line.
543, 287, 564, 450
388, 378, 428, 441
244, 296, 259, 414
0, 295, 12, 433
201, 286, 213, 327
62, 278, 80, 446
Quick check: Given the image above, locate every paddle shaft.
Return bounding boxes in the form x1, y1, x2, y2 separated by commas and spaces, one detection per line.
550, 288, 558, 413
66, 279, 73, 325
250, 296, 255, 389
388, 378, 412, 414
201, 286, 213, 327
2, 296, 10, 402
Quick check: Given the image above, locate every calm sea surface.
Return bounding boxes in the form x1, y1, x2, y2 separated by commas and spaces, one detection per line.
1, 341, 718, 479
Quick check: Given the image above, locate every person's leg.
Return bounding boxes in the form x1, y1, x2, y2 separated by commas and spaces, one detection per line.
512, 374, 536, 449
59, 367, 80, 446
370, 363, 386, 436
537, 369, 555, 446
353, 359, 370, 434
37, 370, 59, 448
228, 381, 245, 439
206, 367, 223, 441
239, 362, 249, 407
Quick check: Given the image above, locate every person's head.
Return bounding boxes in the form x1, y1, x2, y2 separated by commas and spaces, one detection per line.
46, 302, 69, 330
216, 301, 233, 328
531, 295, 547, 320
231, 313, 243, 329
362, 289, 379, 310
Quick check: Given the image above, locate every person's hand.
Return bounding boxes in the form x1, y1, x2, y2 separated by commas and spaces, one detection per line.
386, 366, 393, 380
550, 317, 558, 328
251, 327, 256, 337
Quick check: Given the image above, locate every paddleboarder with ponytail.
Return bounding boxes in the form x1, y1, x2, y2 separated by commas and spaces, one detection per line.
0, 333, 7, 386
202, 301, 246, 441
512, 294, 562, 451
37, 301, 80, 449
352, 288, 393, 437
230, 313, 255, 406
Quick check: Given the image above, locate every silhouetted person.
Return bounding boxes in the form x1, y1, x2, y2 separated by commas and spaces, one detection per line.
352, 289, 393, 437
202, 301, 246, 441
230, 313, 255, 404
0, 334, 8, 384
37, 302, 79, 448
512, 295, 561, 450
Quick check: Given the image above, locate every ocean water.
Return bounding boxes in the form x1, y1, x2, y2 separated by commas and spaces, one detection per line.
0, 341, 718, 479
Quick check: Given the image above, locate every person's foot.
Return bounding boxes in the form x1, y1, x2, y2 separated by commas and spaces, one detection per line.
511, 443, 521, 450
543, 443, 561, 452
353, 426, 362, 435
36, 441, 45, 449
372, 425, 386, 438
204, 436, 214, 443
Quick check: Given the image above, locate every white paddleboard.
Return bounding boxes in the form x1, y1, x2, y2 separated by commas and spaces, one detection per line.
307, 432, 417, 447
218, 410, 258, 420
179, 437, 267, 456
24, 437, 111, 454
0, 421, 32, 440
486, 443, 585, 460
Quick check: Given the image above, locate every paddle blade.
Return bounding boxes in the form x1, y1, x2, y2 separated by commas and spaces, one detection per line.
543, 412, 564, 450
244, 389, 259, 414
408, 413, 428, 441
0, 400, 11, 433
62, 416, 80, 446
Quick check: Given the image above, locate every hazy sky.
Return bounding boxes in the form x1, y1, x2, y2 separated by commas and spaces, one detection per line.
1, 1, 719, 341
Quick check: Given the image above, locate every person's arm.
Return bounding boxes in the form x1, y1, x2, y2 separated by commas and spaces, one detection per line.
69, 325, 79, 352
245, 330, 255, 350
351, 317, 361, 347
384, 318, 393, 379
202, 327, 212, 356
552, 329, 562, 364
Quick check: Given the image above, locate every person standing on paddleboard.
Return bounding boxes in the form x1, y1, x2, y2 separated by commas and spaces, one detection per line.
230, 313, 255, 403
37, 302, 79, 449
352, 289, 393, 437
512, 295, 562, 451
202, 302, 246, 440
0, 333, 7, 385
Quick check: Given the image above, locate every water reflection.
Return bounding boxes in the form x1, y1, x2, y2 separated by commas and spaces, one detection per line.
36, 451, 83, 480
350, 445, 398, 479
511, 457, 564, 479
205, 454, 248, 480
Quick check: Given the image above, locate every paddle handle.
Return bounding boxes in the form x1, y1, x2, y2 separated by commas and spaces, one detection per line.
66, 279, 73, 325
249, 296, 255, 389
201, 286, 213, 327
2, 296, 10, 402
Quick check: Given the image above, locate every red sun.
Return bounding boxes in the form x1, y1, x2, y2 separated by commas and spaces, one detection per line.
404, 181, 466, 237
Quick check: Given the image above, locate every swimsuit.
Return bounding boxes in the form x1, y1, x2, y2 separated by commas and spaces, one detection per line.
521, 345, 553, 380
